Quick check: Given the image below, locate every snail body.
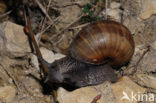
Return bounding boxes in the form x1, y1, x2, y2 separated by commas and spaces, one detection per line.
39, 20, 135, 87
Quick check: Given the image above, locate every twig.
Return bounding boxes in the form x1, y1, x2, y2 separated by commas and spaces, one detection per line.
49, 15, 84, 45
0, 10, 12, 18
108, 0, 111, 8
56, 14, 83, 36
36, 17, 59, 44
90, 94, 102, 103
124, 46, 150, 75
39, 17, 45, 30
35, 0, 53, 22
69, 23, 90, 30
51, 1, 82, 8
132, 46, 150, 74
37, 0, 58, 43
105, 0, 108, 20
0, 63, 21, 92
47, 0, 52, 11
24, 5, 48, 75
40, 0, 52, 31
24, 5, 57, 103
41, 18, 59, 34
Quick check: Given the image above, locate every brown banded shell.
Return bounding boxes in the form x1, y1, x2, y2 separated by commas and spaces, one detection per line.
69, 20, 135, 66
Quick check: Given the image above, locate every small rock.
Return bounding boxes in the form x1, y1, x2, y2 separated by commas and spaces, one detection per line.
75, 0, 91, 6
31, 54, 40, 70
57, 82, 113, 103
55, 5, 81, 31
134, 74, 156, 89
31, 47, 65, 69
139, 0, 156, 19
110, 2, 121, 9
40, 47, 55, 63
107, 9, 122, 22
112, 76, 146, 103
0, 21, 31, 57
101, 2, 122, 22
41, 47, 65, 62
53, 53, 65, 60
0, 86, 16, 102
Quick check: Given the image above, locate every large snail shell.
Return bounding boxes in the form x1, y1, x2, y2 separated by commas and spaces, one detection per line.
69, 20, 135, 66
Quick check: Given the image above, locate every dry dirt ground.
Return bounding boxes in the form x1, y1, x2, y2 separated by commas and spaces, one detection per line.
0, 0, 156, 103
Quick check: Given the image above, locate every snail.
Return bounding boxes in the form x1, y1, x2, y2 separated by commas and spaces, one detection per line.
38, 20, 135, 87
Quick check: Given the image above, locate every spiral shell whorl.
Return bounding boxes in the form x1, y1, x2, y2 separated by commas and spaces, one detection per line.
69, 20, 134, 66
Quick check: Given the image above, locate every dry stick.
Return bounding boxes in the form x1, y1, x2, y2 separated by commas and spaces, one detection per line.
39, 18, 45, 30
41, 0, 52, 31
36, 17, 59, 44
41, 17, 47, 32
0, 64, 21, 92
0, 10, 12, 18
40, 17, 59, 34
51, 14, 84, 46
47, 0, 52, 11
49, 15, 84, 45
35, 0, 53, 22
69, 23, 90, 30
132, 46, 150, 74
105, 0, 108, 20
25, 5, 57, 103
37, 0, 54, 44
124, 46, 150, 76
25, 7, 48, 75
56, 15, 83, 36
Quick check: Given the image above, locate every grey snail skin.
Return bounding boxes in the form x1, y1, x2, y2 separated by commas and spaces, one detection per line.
38, 20, 135, 87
